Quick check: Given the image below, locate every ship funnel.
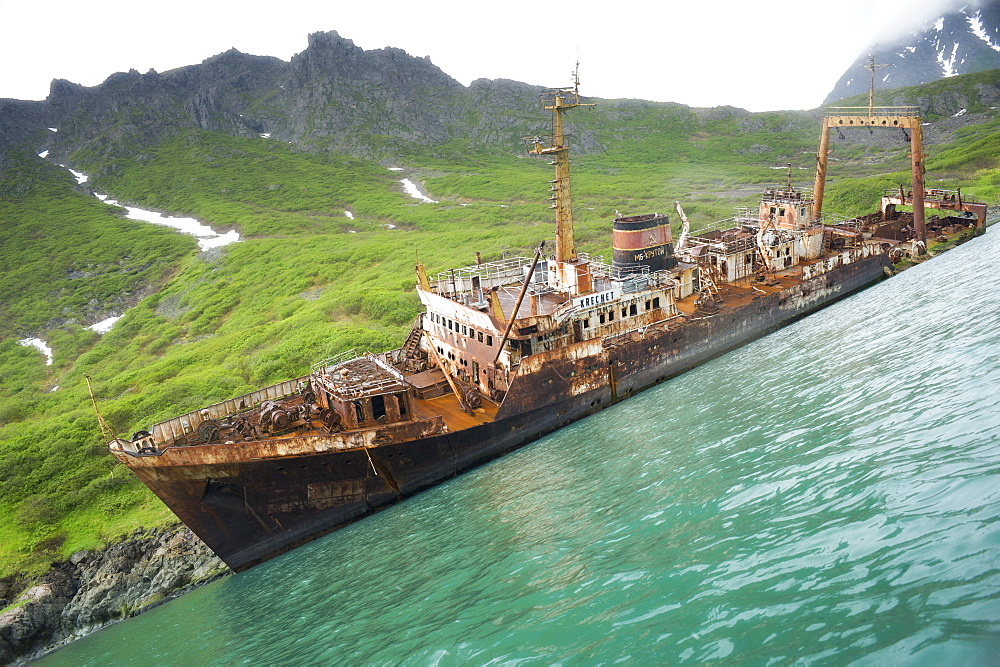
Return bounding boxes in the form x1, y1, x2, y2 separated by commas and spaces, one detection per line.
612, 213, 677, 272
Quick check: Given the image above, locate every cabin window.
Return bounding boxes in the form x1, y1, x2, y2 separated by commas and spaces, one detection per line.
785, 247, 791, 255
770, 207, 777, 216
608, 310, 615, 322
371, 394, 387, 421
652, 297, 661, 309
800, 207, 807, 217
645, 300, 651, 310
478, 331, 484, 343
600, 313, 606, 324
779, 208, 786, 217
469, 328, 476, 338
629, 304, 637, 316
352, 400, 364, 424
448, 319, 453, 331
487, 335, 494, 346
583, 318, 590, 328
462, 325, 467, 336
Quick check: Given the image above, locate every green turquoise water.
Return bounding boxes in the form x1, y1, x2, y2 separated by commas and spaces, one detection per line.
42, 229, 1000, 664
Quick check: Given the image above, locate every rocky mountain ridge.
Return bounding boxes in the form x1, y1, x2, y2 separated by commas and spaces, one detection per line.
826, 0, 1000, 103
4, 27, 999, 178
0, 31, 547, 170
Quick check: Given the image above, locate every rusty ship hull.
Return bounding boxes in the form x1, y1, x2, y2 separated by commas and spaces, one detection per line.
114, 251, 891, 571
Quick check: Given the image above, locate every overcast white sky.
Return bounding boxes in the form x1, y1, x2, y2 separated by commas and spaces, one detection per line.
0, 0, 961, 111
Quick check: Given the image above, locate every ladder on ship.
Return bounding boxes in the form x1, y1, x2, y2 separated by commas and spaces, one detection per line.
698, 262, 723, 296
820, 230, 833, 254
402, 317, 425, 358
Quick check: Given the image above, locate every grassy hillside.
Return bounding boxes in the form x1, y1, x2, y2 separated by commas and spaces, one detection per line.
1, 75, 998, 577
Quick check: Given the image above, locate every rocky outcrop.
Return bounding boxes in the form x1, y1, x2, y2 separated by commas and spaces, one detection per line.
0, 526, 228, 664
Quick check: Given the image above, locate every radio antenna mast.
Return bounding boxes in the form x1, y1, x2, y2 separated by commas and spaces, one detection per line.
863, 54, 890, 117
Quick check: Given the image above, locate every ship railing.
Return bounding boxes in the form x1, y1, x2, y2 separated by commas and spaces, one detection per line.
432, 256, 537, 298
882, 186, 980, 203
586, 256, 651, 282
366, 352, 407, 385
687, 221, 758, 255
760, 186, 814, 203
690, 215, 758, 237
825, 106, 920, 118
311, 373, 404, 400
818, 212, 864, 228
148, 375, 309, 446
310, 348, 362, 375
619, 270, 677, 294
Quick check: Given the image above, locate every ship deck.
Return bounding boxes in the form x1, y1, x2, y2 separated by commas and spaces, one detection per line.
412, 392, 500, 431
254, 390, 499, 443
675, 266, 803, 315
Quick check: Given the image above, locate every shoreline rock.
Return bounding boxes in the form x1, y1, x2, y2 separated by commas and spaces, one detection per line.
0, 525, 229, 664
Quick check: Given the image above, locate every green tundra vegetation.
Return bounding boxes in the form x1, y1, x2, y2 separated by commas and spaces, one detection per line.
1, 71, 998, 577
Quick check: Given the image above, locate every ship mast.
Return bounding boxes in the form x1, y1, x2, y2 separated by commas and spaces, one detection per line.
529, 64, 594, 274
863, 54, 889, 117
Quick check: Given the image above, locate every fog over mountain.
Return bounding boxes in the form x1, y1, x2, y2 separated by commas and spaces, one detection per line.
826, 0, 1000, 103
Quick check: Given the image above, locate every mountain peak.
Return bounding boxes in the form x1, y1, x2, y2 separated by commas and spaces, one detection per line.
825, 0, 1000, 104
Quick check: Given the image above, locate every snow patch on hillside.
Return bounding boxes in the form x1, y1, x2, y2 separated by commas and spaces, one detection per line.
18, 337, 53, 365
968, 10, 1000, 52
93, 194, 240, 250
400, 179, 438, 203
88, 316, 122, 334
937, 41, 960, 77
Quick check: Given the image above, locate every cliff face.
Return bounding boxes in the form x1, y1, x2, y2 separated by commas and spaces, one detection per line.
0, 31, 545, 168
825, 1, 1000, 104
0, 526, 228, 663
